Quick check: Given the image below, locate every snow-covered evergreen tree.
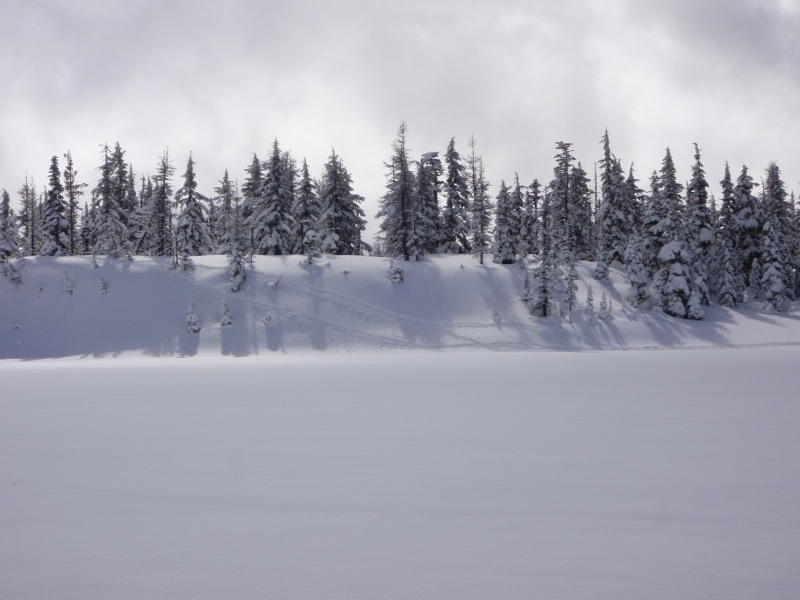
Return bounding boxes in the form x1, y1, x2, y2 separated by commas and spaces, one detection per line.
714, 163, 744, 306
377, 123, 419, 261
585, 284, 595, 315
318, 150, 367, 255
760, 162, 794, 311
174, 153, 214, 258
415, 151, 442, 254
518, 179, 541, 259
0, 189, 22, 266
595, 131, 628, 278
624, 234, 649, 308
733, 165, 762, 289
492, 180, 517, 264
388, 259, 404, 283
598, 292, 609, 319
186, 300, 201, 332
62, 151, 86, 255
651, 148, 703, 319
99, 275, 108, 294
291, 159, 322, 262
564, 263, 579, 314
41, 155, 70, 256
570, 162, 593, 261
220, 298, 232, 327
91, 145, 132, 259
684, 143, 713, 304
467, 135, 493, 265
62, 270, 73, 296
438, 138, 471, 254
549, 141, 576, 264
17, 176, 40, 256
251, 139, 295, 255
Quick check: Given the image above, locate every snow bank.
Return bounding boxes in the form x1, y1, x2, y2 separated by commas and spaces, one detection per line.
1, 254, 798, 358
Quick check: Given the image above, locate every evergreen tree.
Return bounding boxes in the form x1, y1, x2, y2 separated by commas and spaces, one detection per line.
377, 122, 418, 261
291, 159, 322, 262
492, 180, 517, 264
0, 189, 21, 263
91, 144, 131, 258
733, 165, 762, 288
684, 143, 713, 304
549, 141, 576, 263
17, 175, 40, 256
760, 162, 794, 311
467, 135, 493, 265
438, 137, 471, 253
251, 139, 294, 255
415, 151, 443, 254
564, 263, 579, 314
595, 131, 628, 278
624, 234, 649, 307
240, 153, 263, 226
518, 179, 541, 258
570, 161, 593, 260
651, 148, 703, 319
641, 170, 666, 276
318, 150, 367, 255
62, 151, 86, 255
212, 169, 236, 254
220, 298, 233, 327
40, 155, 70, 256
174, 153, 214, 257
186, 300, 201, 332
714, 163, 744, 306
150, 150, 175, 256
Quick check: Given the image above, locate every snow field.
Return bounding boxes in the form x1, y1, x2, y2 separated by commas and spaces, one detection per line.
2, 349, 799, 599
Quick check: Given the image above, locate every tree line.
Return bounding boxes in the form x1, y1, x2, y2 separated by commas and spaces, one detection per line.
1, 125, 798, 319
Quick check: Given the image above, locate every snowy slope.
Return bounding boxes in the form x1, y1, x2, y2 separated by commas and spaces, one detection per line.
1, 254, 799, 358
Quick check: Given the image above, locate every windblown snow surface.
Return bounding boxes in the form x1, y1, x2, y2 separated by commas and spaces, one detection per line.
2, 255, 800, 599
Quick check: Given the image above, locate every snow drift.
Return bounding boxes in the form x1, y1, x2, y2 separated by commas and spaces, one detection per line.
1, 254, 798, 359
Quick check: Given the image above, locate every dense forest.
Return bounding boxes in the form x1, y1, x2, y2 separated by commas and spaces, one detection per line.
1, 125, 798, 320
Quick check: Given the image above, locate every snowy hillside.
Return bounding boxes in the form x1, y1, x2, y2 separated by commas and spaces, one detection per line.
2, 254, 799, 359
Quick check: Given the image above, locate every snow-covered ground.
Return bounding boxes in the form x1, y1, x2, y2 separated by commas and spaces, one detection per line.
2, 256, 799, 598
2, 349, 799, 599
2, 254, 799, 357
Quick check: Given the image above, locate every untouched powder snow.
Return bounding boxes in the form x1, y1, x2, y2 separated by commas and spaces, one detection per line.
1, 254, 799, 358
2, 349, 800, 599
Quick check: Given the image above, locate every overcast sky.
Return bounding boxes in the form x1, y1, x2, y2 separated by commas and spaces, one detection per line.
2, 0, 798, 241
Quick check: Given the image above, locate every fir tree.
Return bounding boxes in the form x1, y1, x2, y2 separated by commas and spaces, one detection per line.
174, 153, 214, 258
318, 150, 367, 255
415, 151, 443, 254
564, 263, 579, 314
624, 234, 649, 308
377, 122, 418, 261
99, 275, 108, 294
549, 141, 576, 263
714, 163, 744, 306
492, 180, 517, 264
0, 189, 22, 264
252, 139, 295, 255
760, 162, 794, 311
17, 175, 40, 256
41, 155, 70, 256
518, 179, 541, 259
186, 300, 201, 332
291, 159, 322, 261
595, 130, 628, 278
467, 135, 493, 265
651, 148, 702, 319
684, 143, 713, 304
598, 292, 609, 319
150, 150, 175, 256
212, 170, 236, 254
438, 138, 471, 254
62, 151, 86, 255
220, 298, 233, 327
733, 165, 762, 288
91, 144, 131, 259
570, 162, 593, 260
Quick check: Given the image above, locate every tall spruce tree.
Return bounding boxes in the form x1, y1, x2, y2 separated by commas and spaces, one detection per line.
252, 139, 295, 255
733, 165, 762, 289
467, 135, 493, 265
377, 122, 418, 261
518, 179, 541, 258
150, 149, 175, 256
40, 155, 70, 256
438, 137, 471, 254
91, 144, 131, 258
291, 158, 322, 261
174, 153, 214, 258
415, 151, 443, 254
17, 175, 40, 256
684, 143, 713, 304
318, 150, 367, 255
492, 180, 517, 264
760, 162, 795, 311
595, 130, 628, 278
0, 189, 21, 262
714, 163, 744, 306
62, 151, 86, 255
